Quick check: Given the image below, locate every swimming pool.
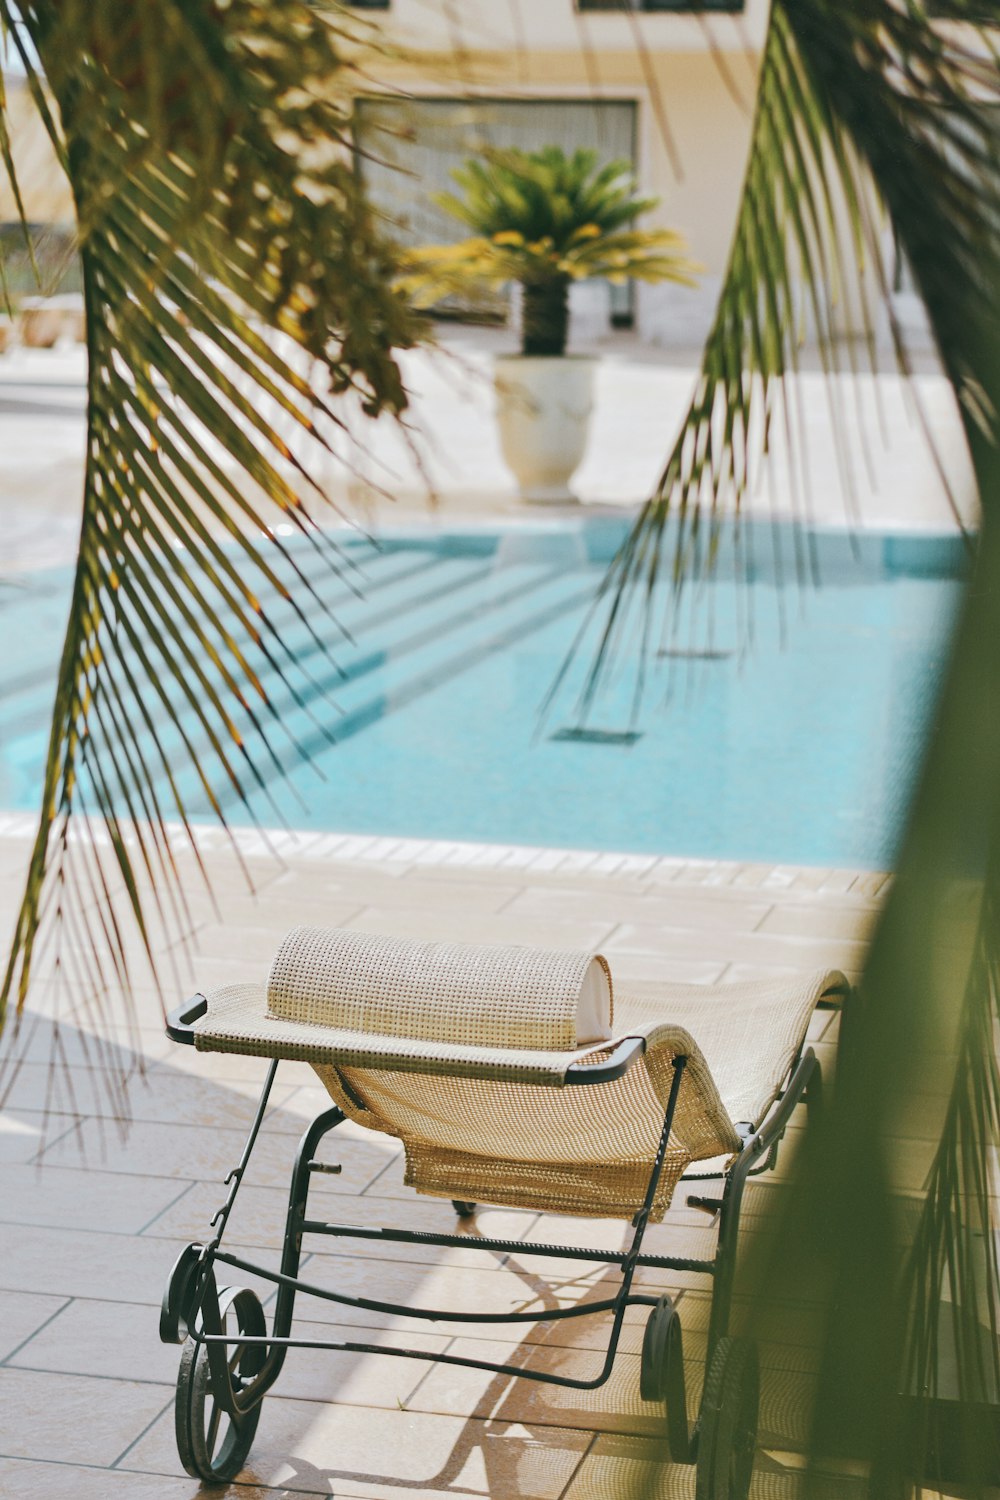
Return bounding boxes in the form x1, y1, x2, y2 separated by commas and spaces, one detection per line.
0, 518, 964, 869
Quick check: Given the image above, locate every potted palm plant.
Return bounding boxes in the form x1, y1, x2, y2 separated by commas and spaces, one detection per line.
401, 145, 698, 503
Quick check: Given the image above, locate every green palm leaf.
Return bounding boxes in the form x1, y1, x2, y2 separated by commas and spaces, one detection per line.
0, 1, 420, 1080
582, 2, 1000, 1491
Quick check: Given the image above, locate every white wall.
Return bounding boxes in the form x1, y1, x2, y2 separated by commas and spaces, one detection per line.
385, 0, 770, 55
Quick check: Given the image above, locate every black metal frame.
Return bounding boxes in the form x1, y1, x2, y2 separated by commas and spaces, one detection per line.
161, 993, 824, 1462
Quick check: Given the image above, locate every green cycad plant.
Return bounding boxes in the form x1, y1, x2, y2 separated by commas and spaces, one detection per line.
400, 145, 698, 356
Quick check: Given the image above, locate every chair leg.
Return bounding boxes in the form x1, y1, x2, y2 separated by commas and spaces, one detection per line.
807, 1062, 824, 1122
704, 1054, 823, 1380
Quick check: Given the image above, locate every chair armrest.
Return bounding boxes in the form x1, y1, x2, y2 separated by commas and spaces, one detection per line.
166, 994, 207, 1045
168, 997, 650, 1083
564, 1035, 647, 1086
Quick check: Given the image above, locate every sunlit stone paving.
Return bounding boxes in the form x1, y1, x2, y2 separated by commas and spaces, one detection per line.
0, 820, 894, 1499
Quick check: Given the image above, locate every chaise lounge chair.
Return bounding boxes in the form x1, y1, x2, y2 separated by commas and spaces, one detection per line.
160, 926, 848, 1497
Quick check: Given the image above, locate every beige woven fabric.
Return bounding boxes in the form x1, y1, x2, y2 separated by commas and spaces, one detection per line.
315, 1021, 737, 1219
189, 967, 845, 1222
266, 926, 613, 1051
616, 969, 849, 1126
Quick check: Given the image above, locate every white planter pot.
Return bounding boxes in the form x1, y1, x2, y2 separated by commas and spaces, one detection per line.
494, 354, 596, 505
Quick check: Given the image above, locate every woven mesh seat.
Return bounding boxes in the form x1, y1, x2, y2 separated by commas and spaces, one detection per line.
190, 929, 845, 1222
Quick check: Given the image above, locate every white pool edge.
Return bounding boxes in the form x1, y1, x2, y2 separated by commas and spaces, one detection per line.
0, 810, 890, 892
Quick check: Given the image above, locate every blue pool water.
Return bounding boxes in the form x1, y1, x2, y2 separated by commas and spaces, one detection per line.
0, 519, 964, 869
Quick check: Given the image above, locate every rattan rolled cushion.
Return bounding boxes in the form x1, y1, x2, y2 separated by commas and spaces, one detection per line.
266, 926, 613, 1051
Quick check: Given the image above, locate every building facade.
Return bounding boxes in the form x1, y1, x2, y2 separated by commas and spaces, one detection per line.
349, 0, 769, 346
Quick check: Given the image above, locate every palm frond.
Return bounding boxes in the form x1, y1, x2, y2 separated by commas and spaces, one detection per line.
567, 0, 996, 720
574, 1, 1000, 1491
742, 499, 1000, 1493
0, 1, 421, 1082
760, 7, 1000, 1490
563, 7, 893, 714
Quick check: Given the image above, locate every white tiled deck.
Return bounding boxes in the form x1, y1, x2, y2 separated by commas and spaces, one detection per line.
0, 823, 882, 1499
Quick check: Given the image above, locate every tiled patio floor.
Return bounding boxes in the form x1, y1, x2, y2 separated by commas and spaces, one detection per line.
0, 826, 886, 1499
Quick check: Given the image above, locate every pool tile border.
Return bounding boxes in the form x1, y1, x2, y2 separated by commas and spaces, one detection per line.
0, 811, 890, 898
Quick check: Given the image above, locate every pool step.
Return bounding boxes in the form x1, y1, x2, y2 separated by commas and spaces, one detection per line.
0, 551, 602, 819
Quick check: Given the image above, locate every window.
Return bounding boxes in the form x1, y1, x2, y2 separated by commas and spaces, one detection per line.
578, 1, 744, 11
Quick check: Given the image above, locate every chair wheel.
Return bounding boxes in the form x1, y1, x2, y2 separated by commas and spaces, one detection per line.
452, 1200, 477, 1217
640, 1294, 691, 1462
695, 1336, 759, 1500
640, 1294, 677, 1401
175, 1285, 267, 1483
160, 1243, 205, 1345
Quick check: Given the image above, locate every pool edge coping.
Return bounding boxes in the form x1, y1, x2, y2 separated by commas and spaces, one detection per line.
0, 811, 891, 893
